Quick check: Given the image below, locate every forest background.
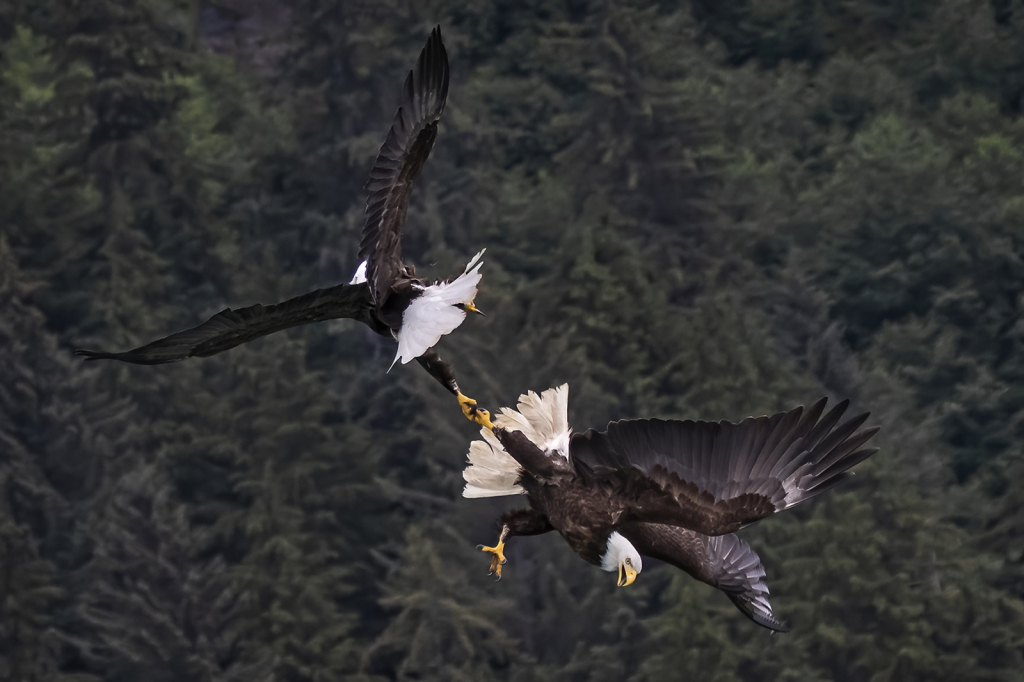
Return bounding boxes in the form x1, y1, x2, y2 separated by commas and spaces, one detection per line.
1, 0, 1023, 680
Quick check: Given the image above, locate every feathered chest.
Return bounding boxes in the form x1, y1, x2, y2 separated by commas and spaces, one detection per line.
526, 477, 622, 565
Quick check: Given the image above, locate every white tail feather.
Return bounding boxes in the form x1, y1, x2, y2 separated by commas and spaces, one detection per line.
496, 384, 571, 459
393, 250, 485, 366
462, 384, 572, 498
463, 428, 524, 498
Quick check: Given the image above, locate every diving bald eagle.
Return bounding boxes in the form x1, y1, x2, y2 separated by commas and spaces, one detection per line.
462, 386, 879, 631
75, 27, 484, 411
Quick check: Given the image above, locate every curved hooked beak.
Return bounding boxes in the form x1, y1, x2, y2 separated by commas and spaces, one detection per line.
459, 301, 485, 317
617, 562, 637, 587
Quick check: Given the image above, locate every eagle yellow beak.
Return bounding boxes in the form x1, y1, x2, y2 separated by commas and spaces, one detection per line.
617, 562, 637, 587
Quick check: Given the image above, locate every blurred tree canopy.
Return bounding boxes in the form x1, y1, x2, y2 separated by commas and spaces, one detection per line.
1, 0, 1022, 680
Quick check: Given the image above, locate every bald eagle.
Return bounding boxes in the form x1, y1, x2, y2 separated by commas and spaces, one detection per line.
75, 27, 485, 411
462, 385, 879, 631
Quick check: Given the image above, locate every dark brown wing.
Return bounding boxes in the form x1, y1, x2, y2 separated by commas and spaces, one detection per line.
618, 522, 789, 632
75, 282, 378, 364
570, 399, 879, 536
358, 26, 449, 305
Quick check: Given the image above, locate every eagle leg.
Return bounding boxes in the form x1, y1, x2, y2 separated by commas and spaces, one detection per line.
411, 349, 492, 427
477, 524, 510, 579
416, 349, 460, 395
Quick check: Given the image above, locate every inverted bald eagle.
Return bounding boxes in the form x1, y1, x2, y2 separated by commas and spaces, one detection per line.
462, 386, 879, 631
75, 27, 484, 411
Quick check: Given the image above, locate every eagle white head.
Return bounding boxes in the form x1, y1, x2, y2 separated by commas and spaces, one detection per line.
600, 531, 643, 587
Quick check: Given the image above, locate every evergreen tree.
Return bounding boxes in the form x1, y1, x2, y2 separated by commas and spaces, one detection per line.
2, 0, 1024, 679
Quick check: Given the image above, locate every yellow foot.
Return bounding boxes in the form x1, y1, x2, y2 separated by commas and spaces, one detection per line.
480, 541, 506, 578
457, 392, 477, 418
472, 408, 494, 430
478, 525, 510, 579
457, 392, 495, 429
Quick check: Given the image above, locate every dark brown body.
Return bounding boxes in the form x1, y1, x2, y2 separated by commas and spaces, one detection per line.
506, 462, 719, 575
494, 427, 711, 568
375, 269, 422, 332
491, 428, 617, 567
517, 475, 616, 566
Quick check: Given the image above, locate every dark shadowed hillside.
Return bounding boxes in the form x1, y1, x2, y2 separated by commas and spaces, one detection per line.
1, 0, 1022, 679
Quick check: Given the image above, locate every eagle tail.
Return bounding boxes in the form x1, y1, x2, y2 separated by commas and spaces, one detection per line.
393, 253, 485, 364
496, 384, 571, 458
462, 428, 525, 498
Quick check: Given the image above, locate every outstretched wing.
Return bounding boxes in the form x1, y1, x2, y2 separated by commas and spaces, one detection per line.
570, 399, 879, 536
75, 282, 378, 364
617, 522, 789, 632
358, 26, 450, 305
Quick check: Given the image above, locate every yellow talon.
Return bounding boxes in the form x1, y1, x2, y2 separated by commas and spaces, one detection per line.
457, 392, 495, 430
478, 525, 510, 579
457, 392, 477, 418
480, 541, 506, 578
473, 408, 494, 430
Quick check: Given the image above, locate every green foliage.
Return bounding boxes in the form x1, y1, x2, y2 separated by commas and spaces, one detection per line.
1, 25, 53, 103
2, 0, 1024, 680
362, 523, 526, 680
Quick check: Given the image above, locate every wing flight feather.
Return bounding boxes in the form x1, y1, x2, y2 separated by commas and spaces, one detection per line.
358, 26, 450, 304
570, 399, 879, 536
618, 522, 789, 632
75, 282, 376, 364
